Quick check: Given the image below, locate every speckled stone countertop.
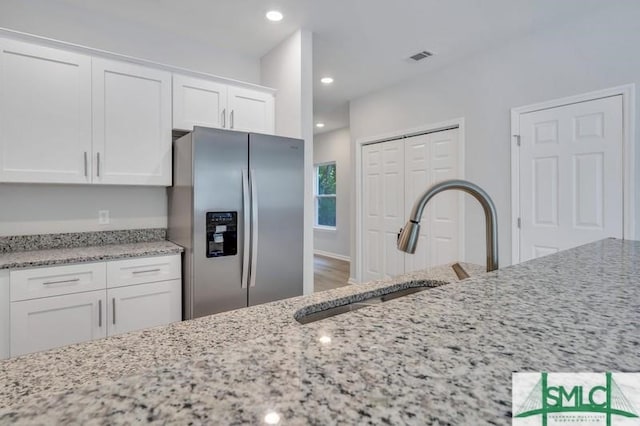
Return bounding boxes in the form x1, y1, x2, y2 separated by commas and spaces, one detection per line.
1, 239, 639, 425
0, 240, 183, 270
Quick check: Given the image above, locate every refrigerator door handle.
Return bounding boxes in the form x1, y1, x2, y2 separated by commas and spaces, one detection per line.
249, 168, 258, 288
241, 169, 251, 289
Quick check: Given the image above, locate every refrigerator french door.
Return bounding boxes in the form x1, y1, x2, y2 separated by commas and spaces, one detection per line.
168, 127, 304, 319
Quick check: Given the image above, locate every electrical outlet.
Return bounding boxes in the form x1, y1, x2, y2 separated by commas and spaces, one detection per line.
98, 210, 110, 225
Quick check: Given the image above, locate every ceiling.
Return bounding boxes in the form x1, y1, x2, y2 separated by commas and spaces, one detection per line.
46, 0, 610, 134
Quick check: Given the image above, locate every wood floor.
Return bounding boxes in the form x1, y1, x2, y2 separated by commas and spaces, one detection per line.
314, 255, 350, 293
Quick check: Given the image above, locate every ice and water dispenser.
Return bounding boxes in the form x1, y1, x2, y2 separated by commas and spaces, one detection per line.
206, 212, 238, 257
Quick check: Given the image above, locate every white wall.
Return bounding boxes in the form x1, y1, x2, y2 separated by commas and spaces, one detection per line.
314, 128, 351, 259
0, 0, 260, 83
0, 185, 166, 236
261, 31, 304, 138
261, 30, 314, 295
349, 2, 640, 273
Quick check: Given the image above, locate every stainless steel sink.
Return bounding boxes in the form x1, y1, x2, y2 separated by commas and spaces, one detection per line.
296, 286, 428, 324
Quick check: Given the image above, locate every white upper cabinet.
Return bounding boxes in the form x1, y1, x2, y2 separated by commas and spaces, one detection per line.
172, 74, 228, 131
228, 86, 275, 134
0, 39, 92, 183
0, 35, 274, 186
172, 75, 275, 134
92, 58, 172, 186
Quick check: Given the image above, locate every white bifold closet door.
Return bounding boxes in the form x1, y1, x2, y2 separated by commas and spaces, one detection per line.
362, 128, 460, 282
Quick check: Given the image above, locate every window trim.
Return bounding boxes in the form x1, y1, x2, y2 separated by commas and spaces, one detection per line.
314, 161, 337, 230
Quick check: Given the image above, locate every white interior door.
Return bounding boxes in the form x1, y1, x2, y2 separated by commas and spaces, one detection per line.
362, 140, 405, 281
518, 95, 623, 262
404, 129, 460, 272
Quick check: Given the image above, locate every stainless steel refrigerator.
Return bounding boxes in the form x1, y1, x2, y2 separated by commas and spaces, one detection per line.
168, 126, 304, 319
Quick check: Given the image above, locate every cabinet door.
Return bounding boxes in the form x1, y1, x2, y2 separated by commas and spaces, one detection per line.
0, 38, 92, 183
10, 290, 106, 357
92, 58, 172, 186
228, 86, 274, 134
173, 74, 227, 131
107, 280, 181, 336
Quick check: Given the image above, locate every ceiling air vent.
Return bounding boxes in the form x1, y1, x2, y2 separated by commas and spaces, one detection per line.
409, 50, 434, 62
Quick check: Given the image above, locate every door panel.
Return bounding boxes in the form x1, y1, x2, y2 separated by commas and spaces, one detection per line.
0, 39, 92, 183
404, 129, 460, 272
519, 95, 623, 262
228, 87, 274, 134
10, 290, 106, 357
92, 58, 171, 186
248, 133, 303, 306
107, 280, 181, 336
192, 127, 248, 317
173, 74, 228, 131
362, 146, 382, 280
362, 140, 405, 281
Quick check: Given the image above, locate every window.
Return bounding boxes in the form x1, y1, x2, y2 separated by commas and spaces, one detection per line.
315, 162, 337, 228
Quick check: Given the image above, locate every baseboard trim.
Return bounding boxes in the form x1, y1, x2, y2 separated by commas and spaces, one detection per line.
347, 277, 358, 285
314, 250, 351, 263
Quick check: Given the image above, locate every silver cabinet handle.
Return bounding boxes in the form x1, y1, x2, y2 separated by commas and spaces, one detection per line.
132, 268, 161, 274
222, 109, 226, 128
98, 299, 102, 328
249, 169, 258, 288
112, 298, 116, 325
241, 169, 250, 289
43, 278, 80, 285
84, 152, 88, 177
96, 152, 101, 177
230, 110, 234, 129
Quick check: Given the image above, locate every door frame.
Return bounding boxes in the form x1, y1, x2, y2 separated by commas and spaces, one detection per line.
354, 117, 466, 284
510, 84, 636, 264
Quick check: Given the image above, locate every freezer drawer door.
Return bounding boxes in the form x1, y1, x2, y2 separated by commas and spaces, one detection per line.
191, 127, 249, 318
248, 133, 304, 306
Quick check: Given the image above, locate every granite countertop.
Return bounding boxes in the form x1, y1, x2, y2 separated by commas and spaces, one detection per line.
0, 240, 184, 270
0, 261, 481, 409
1, 239, 639, 424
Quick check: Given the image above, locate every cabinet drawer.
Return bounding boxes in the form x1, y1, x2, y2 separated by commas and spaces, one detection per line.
10, 263, 106, 302
107, 255, 181, 288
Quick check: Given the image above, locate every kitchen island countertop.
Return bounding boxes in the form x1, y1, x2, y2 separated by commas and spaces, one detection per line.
1, 239, 639, 425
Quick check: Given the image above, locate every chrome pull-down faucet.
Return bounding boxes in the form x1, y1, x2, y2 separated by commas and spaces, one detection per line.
397, 179, 499, 272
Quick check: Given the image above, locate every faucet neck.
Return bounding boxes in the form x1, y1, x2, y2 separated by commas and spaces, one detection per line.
407, 179, 499, 272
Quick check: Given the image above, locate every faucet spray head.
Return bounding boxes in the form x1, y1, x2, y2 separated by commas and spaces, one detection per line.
397, 221, 420, 254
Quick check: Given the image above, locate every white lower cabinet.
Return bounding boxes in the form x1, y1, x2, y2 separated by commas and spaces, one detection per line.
8, 254, 181, 357
107, 280, 181, 336
11, 290, 106, 357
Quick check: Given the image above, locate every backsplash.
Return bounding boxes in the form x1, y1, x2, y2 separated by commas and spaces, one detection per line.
0, 228, 167, 253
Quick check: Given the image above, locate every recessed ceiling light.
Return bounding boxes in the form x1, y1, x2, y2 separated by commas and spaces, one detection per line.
316, 123, 325, 128
265, 10, 283, 22
320, 77, 334, 84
